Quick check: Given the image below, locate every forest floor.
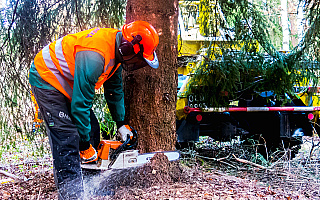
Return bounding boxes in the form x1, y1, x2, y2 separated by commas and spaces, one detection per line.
1, 136, 320, 200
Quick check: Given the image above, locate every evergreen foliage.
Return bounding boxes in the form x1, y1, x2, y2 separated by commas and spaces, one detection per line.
0, 0, 125, 145
1, 0, 320, 146
185, 0, 320, 107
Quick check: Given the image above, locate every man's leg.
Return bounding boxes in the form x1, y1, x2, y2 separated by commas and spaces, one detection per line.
31, 86, 83, 200
89, 109, 101, 150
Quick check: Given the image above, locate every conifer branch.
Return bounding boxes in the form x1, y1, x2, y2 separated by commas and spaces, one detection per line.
1, 0, 20, 49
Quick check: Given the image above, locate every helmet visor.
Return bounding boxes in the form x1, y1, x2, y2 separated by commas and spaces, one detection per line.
143, 51, 159, 69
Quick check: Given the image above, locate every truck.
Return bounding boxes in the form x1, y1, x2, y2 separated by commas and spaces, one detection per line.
176, 0, 320, 154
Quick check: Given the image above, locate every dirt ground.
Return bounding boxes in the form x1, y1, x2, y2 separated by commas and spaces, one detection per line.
1, 153, 319, 200
1, 137, 320, 199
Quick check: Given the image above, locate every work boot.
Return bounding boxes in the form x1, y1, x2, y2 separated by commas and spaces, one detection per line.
80, 144, 98, 164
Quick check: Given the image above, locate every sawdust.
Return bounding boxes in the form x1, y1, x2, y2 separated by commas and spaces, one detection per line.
97, 152, 198, 198
79, 152, 198, 199
120, 153, 191, 185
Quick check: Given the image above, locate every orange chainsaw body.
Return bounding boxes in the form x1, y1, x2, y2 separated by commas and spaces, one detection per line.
97, 140, 123, 160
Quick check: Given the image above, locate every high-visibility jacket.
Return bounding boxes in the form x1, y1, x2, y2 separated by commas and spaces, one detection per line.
33, 28, 121, 101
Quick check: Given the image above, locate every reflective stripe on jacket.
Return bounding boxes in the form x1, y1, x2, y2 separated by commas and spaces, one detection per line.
34, 28, 120, 101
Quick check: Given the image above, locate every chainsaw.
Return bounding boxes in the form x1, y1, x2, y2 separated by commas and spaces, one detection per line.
81, 127, 180, 170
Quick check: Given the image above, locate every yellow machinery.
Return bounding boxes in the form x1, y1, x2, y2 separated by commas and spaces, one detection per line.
176, 0, 320, 150
177, 0, 237, 120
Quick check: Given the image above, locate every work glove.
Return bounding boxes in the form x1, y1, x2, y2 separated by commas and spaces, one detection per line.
117, 125, 133, 142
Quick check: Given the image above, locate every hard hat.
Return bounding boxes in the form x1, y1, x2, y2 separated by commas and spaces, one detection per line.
122, 21, 159, 68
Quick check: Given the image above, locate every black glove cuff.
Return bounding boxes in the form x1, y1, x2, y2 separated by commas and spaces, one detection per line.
116, 121, 125, 128
79, 141, 90, 151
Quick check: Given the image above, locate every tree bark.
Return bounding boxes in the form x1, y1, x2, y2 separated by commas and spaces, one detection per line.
124, 0, 179, 153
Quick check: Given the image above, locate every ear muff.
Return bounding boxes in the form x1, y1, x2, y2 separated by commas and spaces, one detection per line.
119, 41, 134, 57
119, 35, 143, 57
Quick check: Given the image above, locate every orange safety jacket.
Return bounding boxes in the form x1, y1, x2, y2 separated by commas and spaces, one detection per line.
33, 28, 121, 101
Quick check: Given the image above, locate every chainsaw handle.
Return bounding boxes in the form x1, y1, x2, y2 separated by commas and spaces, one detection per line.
125, 126, 137, 149
109, 126, 138, 163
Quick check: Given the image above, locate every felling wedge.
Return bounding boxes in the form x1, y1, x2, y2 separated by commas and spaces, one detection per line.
81, 128, 180, 170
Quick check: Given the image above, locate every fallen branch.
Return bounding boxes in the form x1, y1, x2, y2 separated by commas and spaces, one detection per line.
0, 169, 20, 180
37, 187, 42, 200
196, 153, 231, 162
232, 154, 267, 169
0, 159, 52, 168
195, 154, 241, 169
0, 178, 14, 184
219, 160, 238, 169
0, 169, 27, 181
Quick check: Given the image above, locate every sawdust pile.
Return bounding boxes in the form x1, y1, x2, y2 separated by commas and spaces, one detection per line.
103, 153, 199, 197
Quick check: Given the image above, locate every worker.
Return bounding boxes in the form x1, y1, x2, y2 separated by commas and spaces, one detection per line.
28, 21, 159, 199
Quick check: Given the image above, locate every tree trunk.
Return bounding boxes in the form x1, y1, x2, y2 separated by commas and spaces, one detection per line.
123, 0, 179, 153
297, 0, 305, 43
281, 0, 290, 51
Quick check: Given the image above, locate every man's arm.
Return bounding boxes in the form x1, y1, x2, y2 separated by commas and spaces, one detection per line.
71, 51, 104, 150
103, 65, 125, 127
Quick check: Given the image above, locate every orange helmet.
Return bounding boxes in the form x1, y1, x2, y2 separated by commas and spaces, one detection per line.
122, 21, 159, 68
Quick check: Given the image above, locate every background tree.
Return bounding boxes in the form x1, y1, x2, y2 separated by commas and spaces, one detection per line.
281, 0, 290, 51
1, 0, 320, 155
0, 0, 125, 152
124, 0, 179, 153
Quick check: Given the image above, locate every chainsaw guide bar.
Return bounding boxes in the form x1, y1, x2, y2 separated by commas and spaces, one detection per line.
81, 128, 179, 170
81, 149, 180, 170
